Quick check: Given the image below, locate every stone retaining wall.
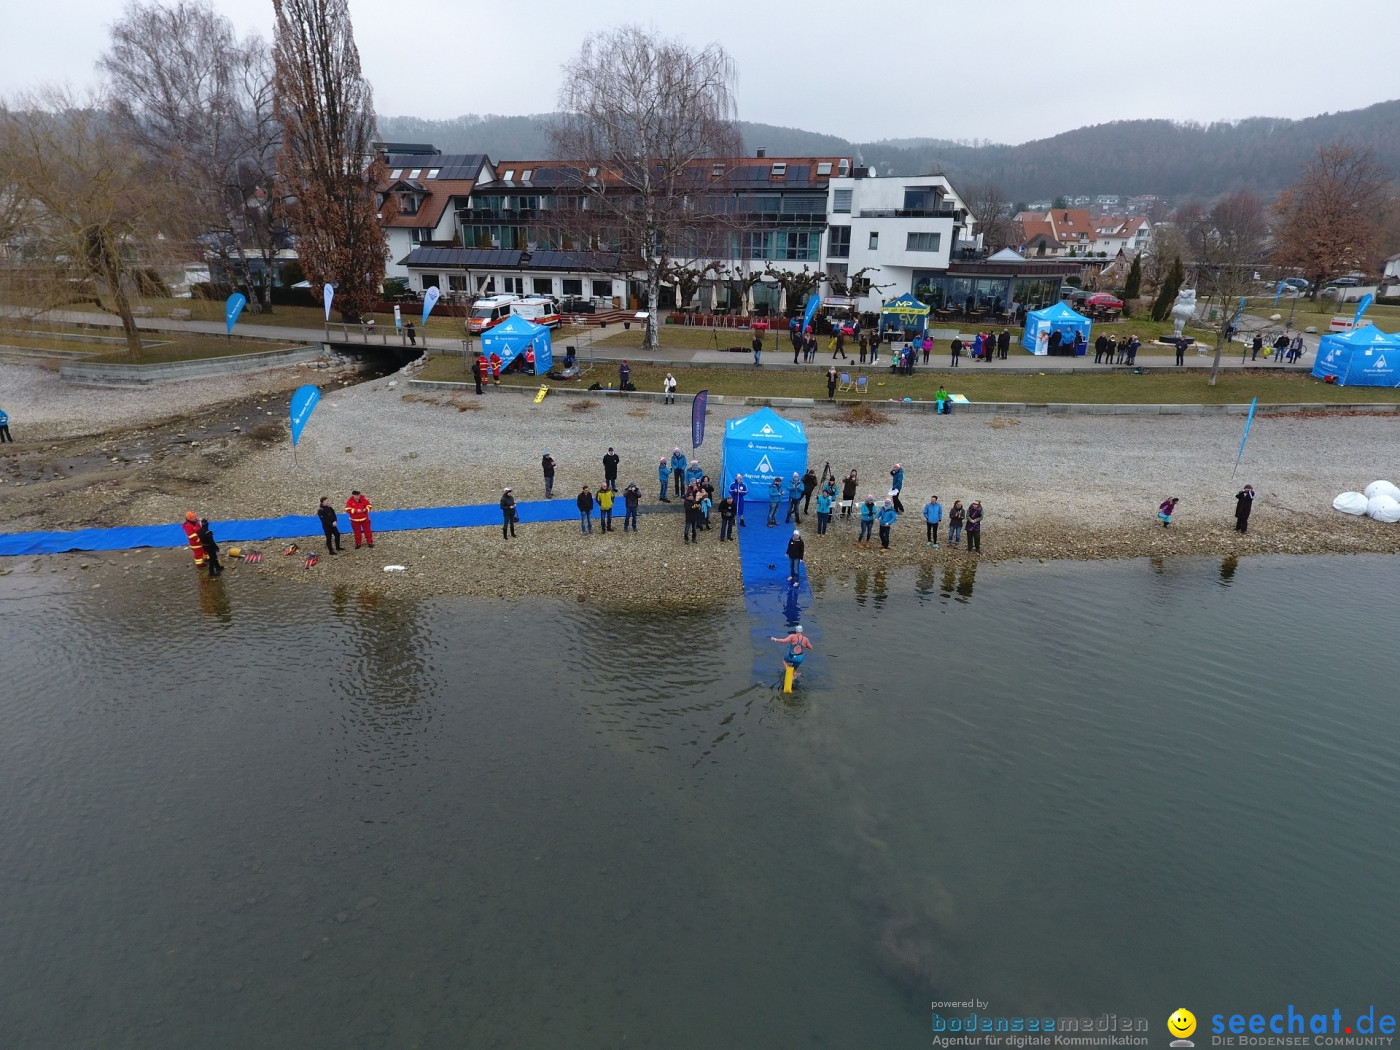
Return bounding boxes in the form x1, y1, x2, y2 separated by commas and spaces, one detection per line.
408, 379, 1399, 417
61, 344, 327, 386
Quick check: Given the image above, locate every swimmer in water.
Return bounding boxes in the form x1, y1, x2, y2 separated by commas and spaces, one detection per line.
769, 625, 814, 673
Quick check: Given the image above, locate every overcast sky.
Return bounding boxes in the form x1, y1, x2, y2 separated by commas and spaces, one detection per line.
5, 0, 1395, 144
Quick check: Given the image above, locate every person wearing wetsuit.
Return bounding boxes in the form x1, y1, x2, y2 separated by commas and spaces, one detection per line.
317, 496, 342, 554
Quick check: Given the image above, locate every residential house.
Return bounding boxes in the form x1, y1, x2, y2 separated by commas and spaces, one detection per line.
1014, 209, 1097, 256
376, 151, 494, 289
1091, 215, 1150, 258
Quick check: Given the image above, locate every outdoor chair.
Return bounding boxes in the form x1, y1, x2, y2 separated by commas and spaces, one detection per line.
855, 375, 868, 395
837, 372, 853, 393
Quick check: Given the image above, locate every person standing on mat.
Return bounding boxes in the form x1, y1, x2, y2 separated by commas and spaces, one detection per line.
500, 488, 517, 539
786, 528, 805, 581
602, 447, 619, 492
317, 496, 342, 554
622, 482, 641, 532
596, 483, 615, 532
346, 490, 373, 548
767, 477, 783, 526
729, 473, 748, 527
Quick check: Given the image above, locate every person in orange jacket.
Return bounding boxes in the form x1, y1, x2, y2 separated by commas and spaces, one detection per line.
180, 510, 206, 568
346, 490, 373, 548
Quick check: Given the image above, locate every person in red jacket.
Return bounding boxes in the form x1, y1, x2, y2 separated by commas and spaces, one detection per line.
346, 490, 373, 548
475, 352, 489, 394
180, 510, 206, 568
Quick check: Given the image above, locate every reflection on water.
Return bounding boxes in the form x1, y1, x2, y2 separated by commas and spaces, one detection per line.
3, 555, 1400, 1047
1220, 554, 1239, 584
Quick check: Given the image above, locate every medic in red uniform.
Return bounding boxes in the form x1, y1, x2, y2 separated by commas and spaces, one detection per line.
346, 490, 373, 548
181, 510, 206, 567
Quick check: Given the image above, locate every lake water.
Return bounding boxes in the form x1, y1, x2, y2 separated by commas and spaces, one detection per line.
3, 554, 1398, 1048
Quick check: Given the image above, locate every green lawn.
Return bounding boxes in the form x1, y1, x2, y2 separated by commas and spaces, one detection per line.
418, 357, 1400, 404
0, 321, 297, 362
1247, 297, 1400, 332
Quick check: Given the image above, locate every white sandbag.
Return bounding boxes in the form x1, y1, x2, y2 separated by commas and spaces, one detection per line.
1363, 480, 1400, 501
1366, 495, 1400, 523
1333, 492, 1369, 515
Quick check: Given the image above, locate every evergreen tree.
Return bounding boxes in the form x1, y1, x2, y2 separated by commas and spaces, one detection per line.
1150, 256, 1184, 322
1123, 254, 1142, 300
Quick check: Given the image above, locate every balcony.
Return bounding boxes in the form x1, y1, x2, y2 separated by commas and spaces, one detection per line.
856, 207, 959, 220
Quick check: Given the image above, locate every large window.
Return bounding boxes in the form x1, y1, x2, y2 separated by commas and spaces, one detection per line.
562, 278, 583, 296
448, 275, 467, 292
742, 230, 819, 261
503, 277, 524, 294
868, 232, 879, 250
533, 278, 553, 296
592, 279, 613, 298
827, 226, 851, 258
906, 232, 942, 252
421, 273, 440, 290
833, 188, 852, 214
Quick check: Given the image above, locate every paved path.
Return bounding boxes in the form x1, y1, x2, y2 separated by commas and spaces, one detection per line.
32, 307, 1320, 374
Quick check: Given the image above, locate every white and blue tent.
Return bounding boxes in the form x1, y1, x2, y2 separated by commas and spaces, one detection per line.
1021, 300, 1091, 355
480, 313, 552, 374
1311, 325, 1400, 387
720, 407, 808, 497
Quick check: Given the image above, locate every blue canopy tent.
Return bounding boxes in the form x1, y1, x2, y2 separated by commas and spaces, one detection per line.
1021, 301, 1091, 355
720, 407, 808, 498
880, 293, 931, 335
1311, 325, 1400, 386
480, 313, 552, 374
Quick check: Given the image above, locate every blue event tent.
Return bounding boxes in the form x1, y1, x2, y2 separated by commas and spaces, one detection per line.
1311, 324, 1400, 387
880, 293, 932, 334
720, 407, 808, 498
480, 313, 552, 374
1021, 301, 1091, 355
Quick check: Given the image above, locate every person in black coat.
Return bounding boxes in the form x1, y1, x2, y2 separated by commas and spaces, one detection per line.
500, 488, 517, 539
197, 518, 222, 577
1234, 485, 1255, 533
602, 447, 619, 491
786, 529, 805, 582
998, 328, 1010, 359
317, 496, 342, 554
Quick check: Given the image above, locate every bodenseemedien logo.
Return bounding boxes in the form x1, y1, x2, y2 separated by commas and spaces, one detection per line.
1169, 1008, 1197, 1047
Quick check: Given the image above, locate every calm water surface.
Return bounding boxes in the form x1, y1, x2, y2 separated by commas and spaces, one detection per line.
2, 554, 1398, 1048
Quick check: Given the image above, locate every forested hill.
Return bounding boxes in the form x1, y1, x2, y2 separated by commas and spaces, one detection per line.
377, 100, 1400, 200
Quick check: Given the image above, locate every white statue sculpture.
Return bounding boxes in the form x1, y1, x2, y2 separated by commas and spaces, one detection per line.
1170, 288, 1197, 339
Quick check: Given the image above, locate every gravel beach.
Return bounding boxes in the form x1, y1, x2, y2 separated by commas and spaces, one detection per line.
3, 358, 1398, 602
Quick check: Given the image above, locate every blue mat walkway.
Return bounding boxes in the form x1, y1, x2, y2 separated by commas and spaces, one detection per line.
735, 513, 820, 688
0, 498, 606, 557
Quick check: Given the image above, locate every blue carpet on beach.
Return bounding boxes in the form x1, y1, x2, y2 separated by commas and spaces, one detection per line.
0, 499, 592, 557
735, 513, 820, 688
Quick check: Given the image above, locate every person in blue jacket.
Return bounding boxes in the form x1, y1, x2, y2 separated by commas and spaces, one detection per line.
657, 457, 671, 502
0, 407, 11, 442
785, 472, 803, 524
729, 473, 749, 526
670, 448, 687, 498
685, 460, 704, 490
889, 463, 905, 513
922, 495, 943, 547
878, 498, 898, 551
767, 477, 784, 526
857, 495, 876, 548
815, 486, 833, 535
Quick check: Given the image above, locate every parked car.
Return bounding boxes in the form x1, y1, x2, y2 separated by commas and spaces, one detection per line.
1083, 292, 1124, 311
1279, 277, 1310, 294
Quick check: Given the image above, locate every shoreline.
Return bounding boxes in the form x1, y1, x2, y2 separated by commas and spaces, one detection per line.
2, 358, 1398, 602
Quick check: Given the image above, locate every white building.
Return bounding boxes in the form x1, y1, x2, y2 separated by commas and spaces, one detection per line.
822, 172, 974, 313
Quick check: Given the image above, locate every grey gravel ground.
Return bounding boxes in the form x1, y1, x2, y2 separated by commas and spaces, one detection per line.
4, 357, 1398, 602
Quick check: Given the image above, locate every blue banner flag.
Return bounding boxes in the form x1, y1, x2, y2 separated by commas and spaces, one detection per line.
421, 285, 441, 326
802, 293, 820, 334
289, 384, 321, 447
1353, 293, 1374, 329
224, 292, 247, 334
323, 284, 334, 321
1234, 397, 1257, 472
1273, 280, 1288, 306
691, 389, 709, 450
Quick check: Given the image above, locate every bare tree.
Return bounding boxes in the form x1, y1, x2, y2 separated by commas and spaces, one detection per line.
965, 182, 1016, 251
550, 25, 740, 349
662, 258, 724, 311
1272, 142, 1390, 296
762, 263, 825, 317
1179, 192, 1268, 385
101, 2, 280, 310
0, 91, 184, 357
1143, 222, 1187, 293
272, 0, 386, 320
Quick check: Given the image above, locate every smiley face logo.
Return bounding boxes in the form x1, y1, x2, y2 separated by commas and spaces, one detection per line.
1169, 1009, 1197, 1040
